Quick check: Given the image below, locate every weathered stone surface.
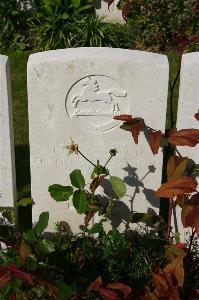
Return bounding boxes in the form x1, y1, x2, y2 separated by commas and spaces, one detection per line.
174, 52, 199, 239
0, 55, 16, 208
28, 48, 169, 231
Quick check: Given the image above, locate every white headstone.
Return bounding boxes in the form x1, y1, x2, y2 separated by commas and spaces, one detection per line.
28, 48, 169, 231
174, 52, 199, 239
96, 0, 124, 23
0, 55, 16, 208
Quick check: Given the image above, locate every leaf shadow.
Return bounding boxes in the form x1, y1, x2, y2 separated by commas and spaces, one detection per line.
98, 163, 160, 228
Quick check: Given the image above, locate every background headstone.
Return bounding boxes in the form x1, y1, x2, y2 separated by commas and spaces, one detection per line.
0, 55, 16, 208
174, 52, 199, 239
95, 0, 124, 23
28, 48, 169, 231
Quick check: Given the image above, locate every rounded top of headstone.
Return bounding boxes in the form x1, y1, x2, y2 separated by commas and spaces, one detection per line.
28, 48, 168, 66
182, 52, 199, 65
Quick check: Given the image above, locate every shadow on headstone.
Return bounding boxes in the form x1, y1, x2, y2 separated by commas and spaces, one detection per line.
98, 164, 159, 228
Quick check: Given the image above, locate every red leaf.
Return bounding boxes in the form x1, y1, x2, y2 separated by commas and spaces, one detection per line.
164, 255, 185, 287
155, 177, 197, 198
99, 287, 119, 300
19, 242, 31, 265
122, 0, 131, 22
187, 35, 199, 45
113, 114, 133, 121
131, 120, 143, 144
194, 112, 199, 121
8, 294, 16, 300
108, 0, 115, 10
193, 0, 199, 13
176, 242, 185, 250
181, 205, 199, 237
6, 265, 35, 287
168, 129, 199, 147
188, 193, 199, 206
39, 280, 58, 298
167, 156, 188, 180
152, 268, 180, 299
87, 275, 103, 292
148, 130, 162, 155
0, 272, 12, 289
70, 295, 78, 300
106, 282, 132, 298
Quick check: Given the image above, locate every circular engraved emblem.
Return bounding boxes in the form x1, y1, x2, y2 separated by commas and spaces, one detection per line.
66, 75, 129, 133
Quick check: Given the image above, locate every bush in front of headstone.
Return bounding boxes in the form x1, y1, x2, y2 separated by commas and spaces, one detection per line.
0, 116, 198, 299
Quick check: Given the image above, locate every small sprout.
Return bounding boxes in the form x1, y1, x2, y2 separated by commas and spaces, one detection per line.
66, 139, 78, 155
109, 149, 117, 157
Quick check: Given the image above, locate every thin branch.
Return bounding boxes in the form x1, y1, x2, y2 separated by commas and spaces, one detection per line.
77, 149, 96, 168
166, 198, 174, 239
188, 229, 196, 256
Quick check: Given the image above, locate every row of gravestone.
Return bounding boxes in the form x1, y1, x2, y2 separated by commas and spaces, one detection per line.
0, 49, 198, 237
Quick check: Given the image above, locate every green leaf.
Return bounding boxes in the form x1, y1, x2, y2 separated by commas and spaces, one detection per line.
129, 212, 165, 230
91, 165, 109, 179
16, 198, 34, 207
76, 4, 94, 12
129, 212, 145, 223
23, 230, 37, 243
0, 252, 8, 264
49, 184, 73, 201
11, 10, 20, 16
56, 280, 73, 300
109, 176, 126, 198
2, 208, 15, 224
71, 0, 80, 8
89, 221, 105, 234
38, 239, 55, 254
70, 169, 85, 189
60, 12, 69, 19
73, 190, 87, 214
34, 212, 49, 236
25, 255, 38, 272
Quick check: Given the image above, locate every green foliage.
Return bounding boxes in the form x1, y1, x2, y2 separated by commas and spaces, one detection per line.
0, 0, 134, 51
109, 176, 127, 198
34, 211, 49, 236
0, 0, 32, 50
0, 207, 15, 224
27, 0, 95, 50
119, 0, 199, 51
56, 280, 73, 300
15, 198, 34, 207
70, 169, 85, 189
38, 239, 55, 253
72, 190, 88, 214
49, 184, 73, 202
28, 13, 133, 50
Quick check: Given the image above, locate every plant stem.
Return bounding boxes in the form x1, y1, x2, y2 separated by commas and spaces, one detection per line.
169, 69, 180, 128
188, 229, 196, 256
166, 198, 173, 239
104, 155, 113, 167
77, 149, 96, 167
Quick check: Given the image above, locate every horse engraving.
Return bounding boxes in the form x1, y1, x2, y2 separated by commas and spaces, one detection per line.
72, 77, 127, 115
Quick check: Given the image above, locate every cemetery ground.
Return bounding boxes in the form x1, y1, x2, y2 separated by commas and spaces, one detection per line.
1, 50, 181, 201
